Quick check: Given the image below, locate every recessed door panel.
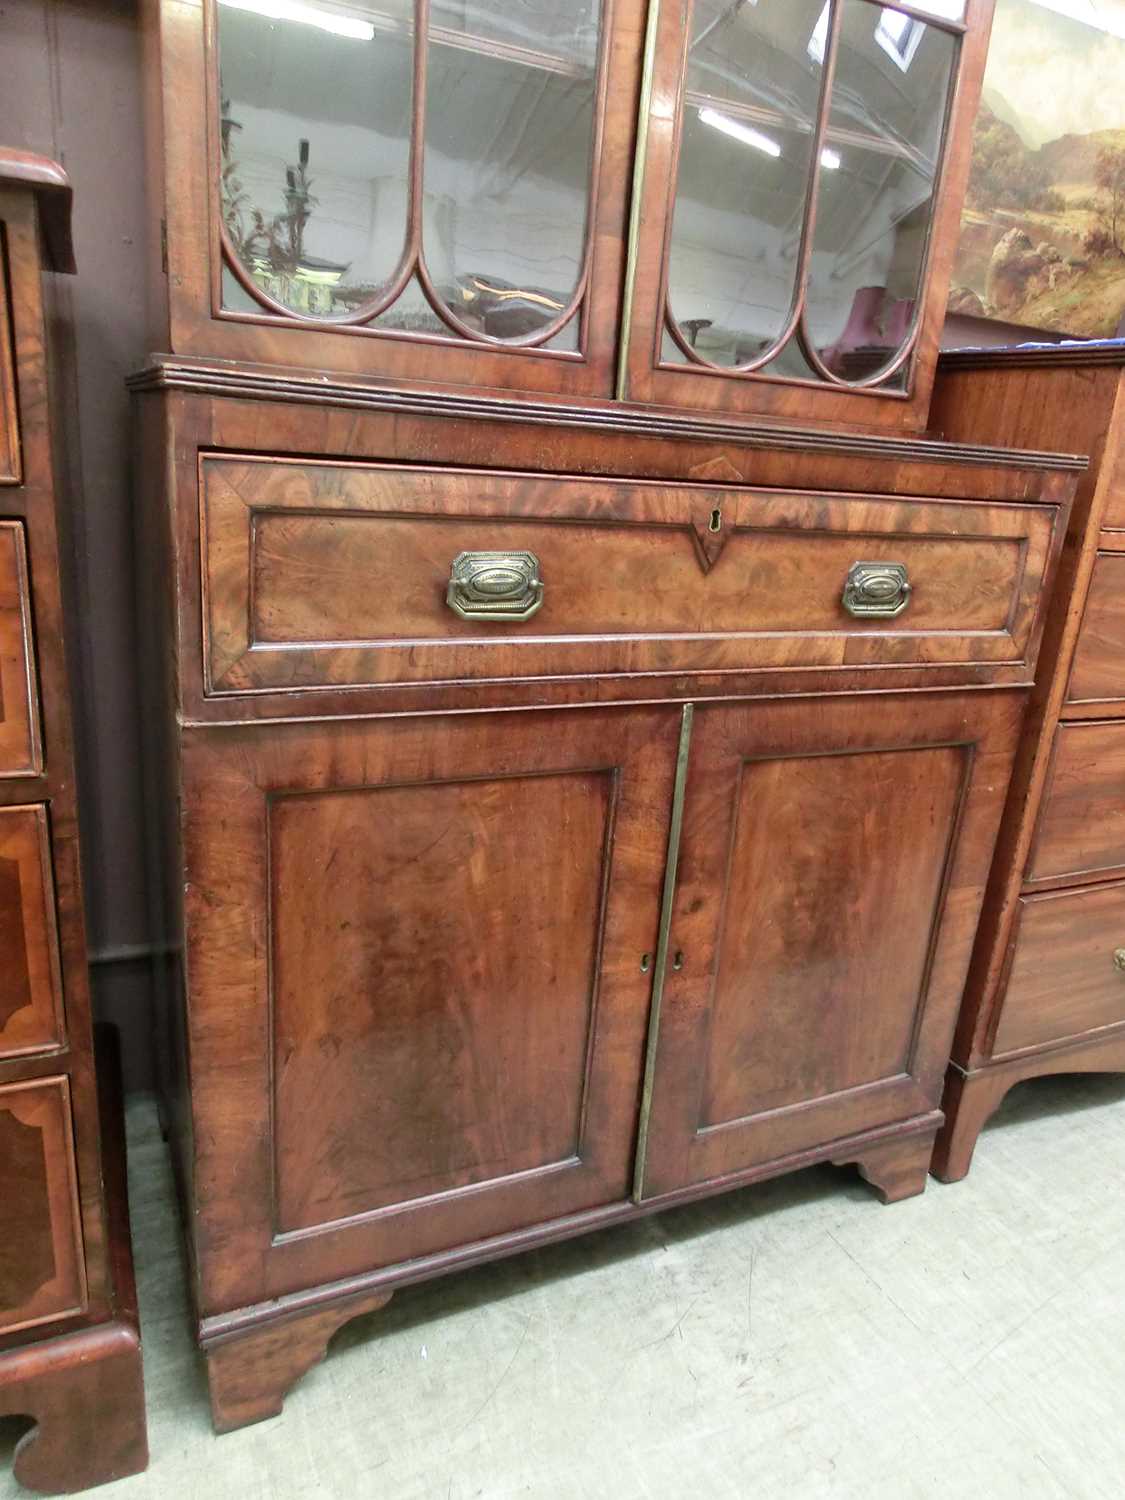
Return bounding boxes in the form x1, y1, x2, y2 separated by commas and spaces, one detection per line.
701, 745, 964, 1128
636, 690, 1021, 1199
271, 769, 615, 1231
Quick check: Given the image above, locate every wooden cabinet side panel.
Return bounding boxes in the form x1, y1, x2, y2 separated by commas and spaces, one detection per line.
932, 361, 1124, 1067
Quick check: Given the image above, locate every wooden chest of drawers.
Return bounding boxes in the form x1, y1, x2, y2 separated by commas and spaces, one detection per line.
132, 361, 1080, 1432
0, 152, 147, 1493
930, 345, 1125, 1180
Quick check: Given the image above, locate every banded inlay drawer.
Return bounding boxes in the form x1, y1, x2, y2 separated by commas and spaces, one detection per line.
0, 522, 41, 774
1068, 553, 1125, 705
200, 457, 1058, 695
995, 882, 1125, 1057
0, 1076, 85, 1335
0, 803, 65, 1056
0, 236, 19, 485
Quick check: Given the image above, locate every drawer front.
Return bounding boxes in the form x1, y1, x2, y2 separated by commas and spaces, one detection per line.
0, 236, 18, 485
201, 458, 1057, 695
994, 883, 1125, 1057
0, 804, 65, 1056
0, 1076, 86, 1335
1028, 722, 1125, 886
0, 522, 41, 774
1068, 553, 1125, 705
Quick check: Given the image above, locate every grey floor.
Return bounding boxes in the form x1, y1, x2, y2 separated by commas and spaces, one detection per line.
3, 1075, 1125, 1500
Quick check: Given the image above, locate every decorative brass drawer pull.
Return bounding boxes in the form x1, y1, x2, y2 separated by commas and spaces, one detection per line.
446, 550, 544, 622
842, 561, 912, 619
1113, 948, 1125, 973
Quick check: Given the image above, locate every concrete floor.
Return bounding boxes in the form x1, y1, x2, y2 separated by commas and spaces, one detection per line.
3, 1074, 1125, 1499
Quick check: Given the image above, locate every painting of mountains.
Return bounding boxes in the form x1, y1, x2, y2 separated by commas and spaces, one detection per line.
950, 0, 1125, 338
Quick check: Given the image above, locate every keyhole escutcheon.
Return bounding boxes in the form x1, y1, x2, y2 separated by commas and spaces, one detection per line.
708, 507, 722, 533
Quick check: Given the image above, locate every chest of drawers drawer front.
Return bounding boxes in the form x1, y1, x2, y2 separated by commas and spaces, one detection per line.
0, 523, 41, 775
994, 882, 1125, 1058
0, 804, 65, 1057
1068, 553, 1125, 705
0, 241, 18, 486
1027, 722, 1125, 887
0, 1076, 86, 1336
201, 458, 1056, 696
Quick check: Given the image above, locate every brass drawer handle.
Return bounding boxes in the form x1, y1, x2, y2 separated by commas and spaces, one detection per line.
1113, 949, 1125, 972
842, 561, 912, 619
446, 550, 544, 622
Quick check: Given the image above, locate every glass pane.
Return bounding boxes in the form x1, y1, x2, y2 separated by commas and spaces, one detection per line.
217, 0, 416, 319
665, 0, 830, 369
421, 1, 601, 340
804, 0, 958, 381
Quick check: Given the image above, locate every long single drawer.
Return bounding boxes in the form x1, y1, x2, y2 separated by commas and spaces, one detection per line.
200, 457, 1058, 695
1068, 553, 1125, 705
0, 1076, 86, 1336
994, 882, 1125, 1057
1028, 721, 1125, 886
0, 522, 41, 774
0, 804, 65, 1056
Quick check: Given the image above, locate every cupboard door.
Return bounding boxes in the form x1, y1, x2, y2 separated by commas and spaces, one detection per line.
160, 0, 643, 396
182, 705, 678, 1311
0, 1077, 86, 1336
636, 690, 1021, 1199
620, 0, 992, 430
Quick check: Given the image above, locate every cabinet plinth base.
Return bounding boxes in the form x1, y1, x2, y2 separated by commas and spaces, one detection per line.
0, 1323, 148, 1496
831, 1123, 939, 1203
204, 1289, 394, 1434
932, 1029, 1125, 1183
0, 1028, 147, 1494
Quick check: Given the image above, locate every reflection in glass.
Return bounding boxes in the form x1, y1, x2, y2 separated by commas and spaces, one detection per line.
666, 0, 830, 369
662, 0, 960, 391
804, 2, 957, 380
423, 0, 599, 339
218, 1, 415, 318
215, 0, 601, 340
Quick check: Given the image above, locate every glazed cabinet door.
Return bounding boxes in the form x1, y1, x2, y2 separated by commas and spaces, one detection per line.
620, 0, 993, 430
155, 0, 645, 396
635, 690, 1022, 1199
182, 705, 679, 1312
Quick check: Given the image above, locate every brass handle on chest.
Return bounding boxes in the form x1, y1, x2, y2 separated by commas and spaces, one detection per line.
842, 561, 912, 619
446, 550, 544, 622
1113, 949, 1125, 973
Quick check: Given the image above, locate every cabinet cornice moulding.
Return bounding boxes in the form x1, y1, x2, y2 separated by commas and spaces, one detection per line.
127, 357, 1088, 475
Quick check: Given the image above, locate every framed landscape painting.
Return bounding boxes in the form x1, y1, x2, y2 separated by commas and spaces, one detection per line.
949, 0, 1125, 338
